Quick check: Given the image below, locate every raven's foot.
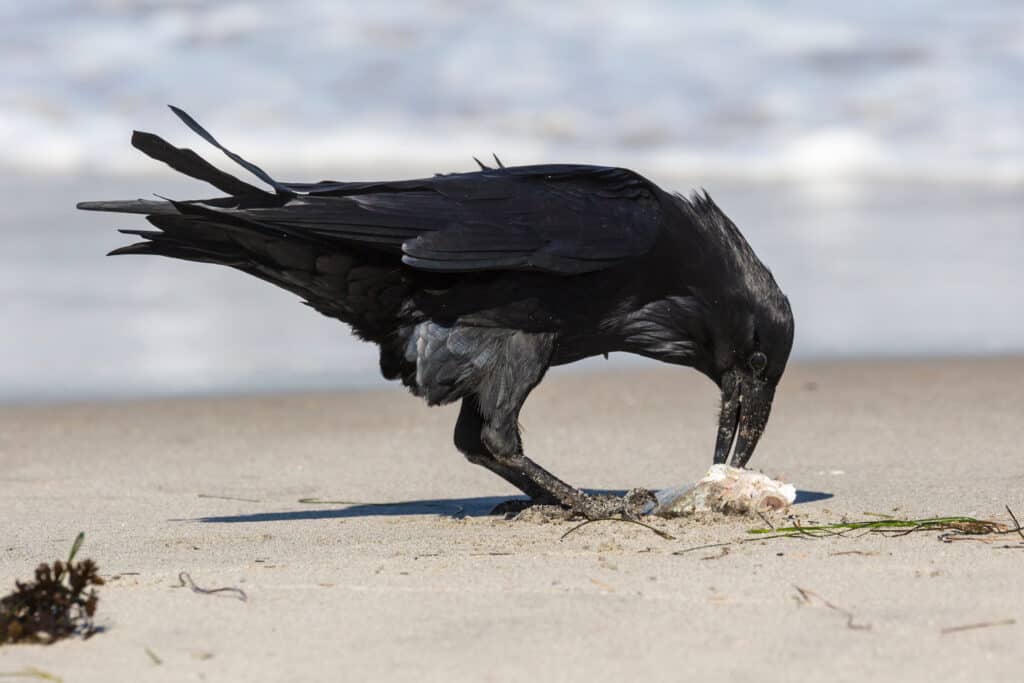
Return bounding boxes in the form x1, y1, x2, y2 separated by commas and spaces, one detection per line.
567, 488, 658, 521
494, 489, 658, 521
622, 488, 659, 518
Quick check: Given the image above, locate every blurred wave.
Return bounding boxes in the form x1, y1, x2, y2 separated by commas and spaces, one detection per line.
2, 0, 1022, 182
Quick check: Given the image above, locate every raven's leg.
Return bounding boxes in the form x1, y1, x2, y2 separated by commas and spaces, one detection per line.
454, 397, 559, 509
469, 332, 648, 519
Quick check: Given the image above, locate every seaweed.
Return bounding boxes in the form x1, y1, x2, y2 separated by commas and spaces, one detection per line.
0, 533, 103, 645
746, 508, 1019, 543
671, 507, 1024, 555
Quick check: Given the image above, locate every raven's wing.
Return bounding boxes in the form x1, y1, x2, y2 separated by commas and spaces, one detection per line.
259, 165, 665, 275
84, 109, 667, 276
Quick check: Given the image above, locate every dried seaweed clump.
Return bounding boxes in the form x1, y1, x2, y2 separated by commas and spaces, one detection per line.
1, 547, 103, 644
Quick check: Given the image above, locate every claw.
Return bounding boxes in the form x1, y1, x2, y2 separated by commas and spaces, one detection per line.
622, 488, 658, 519
565, 489, 658, 520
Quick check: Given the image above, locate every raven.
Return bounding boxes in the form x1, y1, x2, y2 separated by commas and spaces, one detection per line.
79, 108, 794, 518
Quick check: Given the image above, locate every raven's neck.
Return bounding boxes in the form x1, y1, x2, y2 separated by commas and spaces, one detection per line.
549, 294, 704, 367
605, 295, 704, 364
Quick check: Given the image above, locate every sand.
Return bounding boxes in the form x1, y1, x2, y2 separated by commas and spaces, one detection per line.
1, 357, 1021, 682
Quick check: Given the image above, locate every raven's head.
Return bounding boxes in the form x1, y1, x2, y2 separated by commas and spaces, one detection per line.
675, 192, 795, 468
708, 286, 794, 468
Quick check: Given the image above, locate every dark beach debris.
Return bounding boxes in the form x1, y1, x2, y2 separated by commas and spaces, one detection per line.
145, 647, 163, 665
0, 533, 103, 645
176, 572, 247, 602
940, 618, 1016, 635
793, 586, 871, 631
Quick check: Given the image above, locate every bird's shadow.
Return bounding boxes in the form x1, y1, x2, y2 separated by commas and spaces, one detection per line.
188, 488, 833, 524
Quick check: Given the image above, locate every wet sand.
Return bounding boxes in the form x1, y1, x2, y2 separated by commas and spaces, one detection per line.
1, 357, 1021, 681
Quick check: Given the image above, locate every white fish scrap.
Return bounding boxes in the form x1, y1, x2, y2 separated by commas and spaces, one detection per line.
649, 465, 796, 517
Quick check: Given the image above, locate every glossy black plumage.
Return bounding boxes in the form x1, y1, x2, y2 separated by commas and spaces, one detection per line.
79, 108, 795, 518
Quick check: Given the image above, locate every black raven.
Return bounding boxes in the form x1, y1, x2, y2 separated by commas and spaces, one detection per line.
79, 108, 794, 518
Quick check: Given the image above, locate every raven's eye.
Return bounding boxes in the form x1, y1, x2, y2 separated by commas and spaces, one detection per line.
748, 351, 767, 375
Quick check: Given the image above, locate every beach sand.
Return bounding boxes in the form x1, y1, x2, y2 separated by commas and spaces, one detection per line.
1, 357, 1021, 681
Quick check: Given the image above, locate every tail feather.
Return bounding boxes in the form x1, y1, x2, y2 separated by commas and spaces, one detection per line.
130, 130, 270, 198
165, 197, 332, 251
108, 239, 247, 265
80, 106, 412, 344
77, 199, 179, 214
167, 105, 292, 196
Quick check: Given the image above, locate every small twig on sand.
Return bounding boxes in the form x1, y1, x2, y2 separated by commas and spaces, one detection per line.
298, 498, 364, 504
176, 572, 247, 602
674, 542, 733, 555
560, 517, 676, 542
0, 669, 63, 682
829, 550, 878, 557
793, 586, 871, 631
941, 618, 1016, 635
701, 546, 731, 560
198, 493, 260, 503
1005, 506, 1024, 541
145, 648, 163, 665
469, 552, 513, 556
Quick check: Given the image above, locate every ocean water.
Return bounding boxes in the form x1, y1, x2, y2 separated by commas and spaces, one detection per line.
3, 0, 1023, 182
1, 1, 1021, 401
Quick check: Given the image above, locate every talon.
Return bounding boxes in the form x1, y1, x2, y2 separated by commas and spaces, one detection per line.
622, 488, 658, 519
569, 494, 624, 520
566, 489, 658, 520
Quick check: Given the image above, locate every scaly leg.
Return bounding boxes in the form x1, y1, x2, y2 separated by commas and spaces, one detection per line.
466, 332, 652, 519
454, 397, 559, 510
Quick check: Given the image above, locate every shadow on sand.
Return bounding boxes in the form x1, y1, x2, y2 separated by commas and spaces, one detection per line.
188, 489, 833, 523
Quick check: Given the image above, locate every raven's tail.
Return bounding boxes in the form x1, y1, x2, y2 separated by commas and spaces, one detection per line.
77, 105, 290, 265
78, 108, 410, 345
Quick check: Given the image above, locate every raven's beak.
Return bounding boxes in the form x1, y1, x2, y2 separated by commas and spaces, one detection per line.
713, 370, 775, 468
714, 370, 741, 465
730, 378, 774, 468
